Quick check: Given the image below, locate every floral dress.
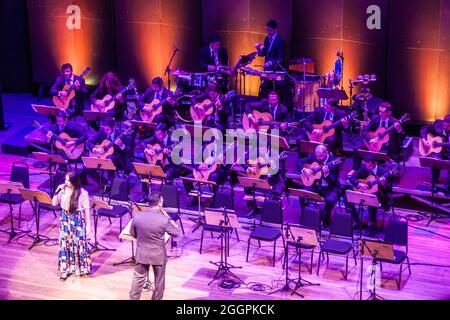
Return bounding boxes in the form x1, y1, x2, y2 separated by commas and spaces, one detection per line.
55, 188, 91, 275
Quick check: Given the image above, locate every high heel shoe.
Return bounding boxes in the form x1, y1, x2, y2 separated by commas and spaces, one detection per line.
60, 273, 68, 282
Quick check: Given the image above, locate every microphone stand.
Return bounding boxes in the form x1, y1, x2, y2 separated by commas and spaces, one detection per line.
164, 47, 179, 90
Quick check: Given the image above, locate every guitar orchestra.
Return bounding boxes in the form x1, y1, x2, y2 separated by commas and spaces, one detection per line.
40, 19, 450, 242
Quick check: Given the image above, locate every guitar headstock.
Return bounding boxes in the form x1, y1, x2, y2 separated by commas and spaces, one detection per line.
32, 120, 41, 128
390, 168, 400, 176
400, 113, 410, 123
80, 67, 91, 78
124, 127, 134, 136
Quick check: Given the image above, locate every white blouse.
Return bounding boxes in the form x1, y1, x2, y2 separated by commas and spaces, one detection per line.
54, 188, 90, 212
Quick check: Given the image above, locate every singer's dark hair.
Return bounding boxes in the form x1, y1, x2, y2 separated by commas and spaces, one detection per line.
67, 171, 82, 213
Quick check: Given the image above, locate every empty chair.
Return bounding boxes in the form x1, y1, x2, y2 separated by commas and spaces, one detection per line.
246, 198, 284, 267
160, 184, 184, 234
97, 177, 132, 241
376, 216, 411, 290
317, 212, 357, 280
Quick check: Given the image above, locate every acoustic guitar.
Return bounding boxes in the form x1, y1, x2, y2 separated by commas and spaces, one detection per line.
419, 134, 450, 157
242, 110, 302, 132
190, 90, 236, 122
299, 158, 344, 187
52, 67, 91, 111
140, 87, 184, 123
364, 114, 410, 152
354, 168, 399, 194
32, 120, 85, 160
90, 128, 133, 159
307, 111, 358, 143
192, 141, 238, 181
144, 143, 177, 167
246, 152, 288, 179
91, 79, 136, 113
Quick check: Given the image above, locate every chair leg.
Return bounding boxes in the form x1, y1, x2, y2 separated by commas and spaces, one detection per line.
179, 218, 185, 235
52, 209, 57, 218
18, 203, 22, 228
397, 263, 403, 290
326, 252, 329, 265
200, 229, 204, 254
258, 240, 261, 248
352, 247, 357, 265
235, 228, 240, 242
309, 250, 314, 274
272, 240, 277, 267
317, 250, 322, 275
344, 254, 349, 280
119, 217, 123, 242
246, 238, 251, 262
407, 256, 412, 275
108, 217, 112, 225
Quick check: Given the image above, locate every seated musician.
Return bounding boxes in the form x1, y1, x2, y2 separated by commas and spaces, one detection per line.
240, 145, 285, 214
50, 63, 88, 119
420, 115, 450, 194
296, 145, 341, 227
352, 102, 405, 170
85, 119, 132, 187
141, 123, 181, 184
137, 77, 176, 128
245, 90, 290, 135
348, 155, 393, 233
183, 138, 229, 206
89, 72, 126, 130
199, 33, 229, 73
191, 82, 231, 133
301, 97, 349, 155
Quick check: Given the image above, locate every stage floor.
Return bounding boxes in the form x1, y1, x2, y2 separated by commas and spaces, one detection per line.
0, 153, 450, 300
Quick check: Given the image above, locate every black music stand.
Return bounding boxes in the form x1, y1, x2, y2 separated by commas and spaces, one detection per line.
358, 149, 390, 163
31, 104, 61, 123
32, 152, 67, 196
19, 188, 57, 250
89, 198, 116, 254
0, 182, 30, 244
358, 239, 394, 300
346, 190, 380, 240
83, 110, 113, 123
82, 157, 117, 200
204, 208, 244, 286
181, 177, 216, 233
299, 140, 327, 154
126, 120, 156, 129
117, 218, 137, 266
133, 163, 167, 202
238, 176, 272, 223
317, 88, 349, 105
419, 157, 450, 226
289, 188, 325, 213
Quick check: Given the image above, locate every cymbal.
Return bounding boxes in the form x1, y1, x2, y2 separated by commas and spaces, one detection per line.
171, 69, 190, 76
353, 93, 372, 101
287, 58, 314, 65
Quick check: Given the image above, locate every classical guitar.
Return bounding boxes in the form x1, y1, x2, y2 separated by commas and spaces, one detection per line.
308, 111, 358, 143
190, 90, 236, 122
354, 168, 399, 194
144, 143, 177, 167
419, 133, 450, 157
140, 87, 184, 123
246, 152, 288, 179
364, 114, 410, 152
91, 79, 136, 113
300, 157, 344, 187
242, 110, 302, 132
192, 141, 238, 181
52, 67, 91, 111
32, 120, 85, 160
90, 128, 134, 159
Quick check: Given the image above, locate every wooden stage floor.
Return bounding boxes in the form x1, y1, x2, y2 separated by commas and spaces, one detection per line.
0, 153, 450, 300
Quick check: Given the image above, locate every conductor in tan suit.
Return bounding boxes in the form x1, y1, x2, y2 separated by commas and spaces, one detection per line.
129, 192, 180, 300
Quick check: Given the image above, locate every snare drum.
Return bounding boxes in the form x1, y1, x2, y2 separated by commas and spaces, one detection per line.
175, 95, 194, 123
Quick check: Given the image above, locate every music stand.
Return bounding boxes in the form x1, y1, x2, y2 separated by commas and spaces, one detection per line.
358, 239, 394, 300
0, 182, 30, 244
346, 190, 380, 240
317, 88, 349, 105
181, 177, 216, 232
32, 104, 61, 123
358, 149, 390, 163
32, 152, 67, 196
238, 176, 272, 221
117, 218, 136, 266
89, 198, 116, 254
126, 120, 156, 129
82, 157, 117, 199
299, 140, 326, 154
133, 163, 167, 202
18, 188, 57, 250
419, 157, 450, 226
204, 208, 244, 286
83, 110, 112, 125
289, 188, 325, 212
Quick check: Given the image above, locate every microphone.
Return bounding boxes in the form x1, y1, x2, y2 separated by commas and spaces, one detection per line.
173, 44, 179, 52
55, 185, 65, 195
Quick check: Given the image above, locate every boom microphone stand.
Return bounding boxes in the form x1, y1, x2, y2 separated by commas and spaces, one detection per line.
164, 45, 179, 90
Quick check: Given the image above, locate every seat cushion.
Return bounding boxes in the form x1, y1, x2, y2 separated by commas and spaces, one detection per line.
321, 239, 353, 255
0, 193, 24, 204
376, 249, 407, 264
98, 205, 129, 218
203, 224, 232, 233
250, 226, 282, 241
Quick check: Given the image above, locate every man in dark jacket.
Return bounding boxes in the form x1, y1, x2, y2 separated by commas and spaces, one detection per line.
199, 33, 229, 72
129, 192, 180, 300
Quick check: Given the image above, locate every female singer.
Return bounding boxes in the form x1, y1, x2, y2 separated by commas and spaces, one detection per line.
52, 171, 91, 281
